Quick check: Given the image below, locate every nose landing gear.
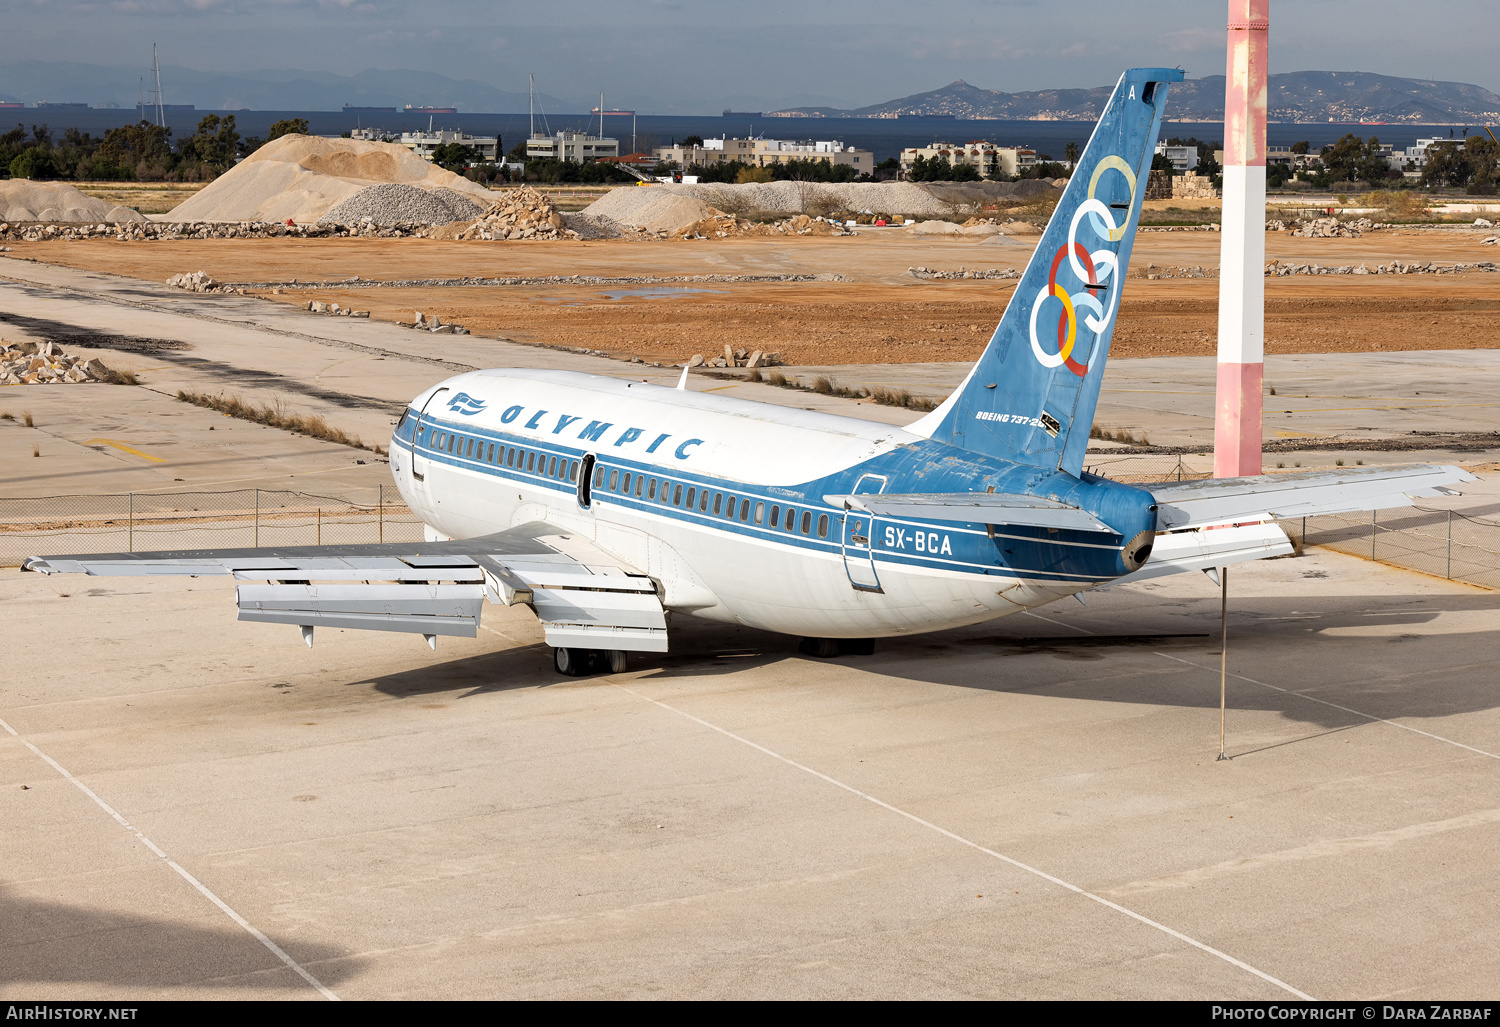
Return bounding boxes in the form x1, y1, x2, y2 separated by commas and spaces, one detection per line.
553, 647, 629, 677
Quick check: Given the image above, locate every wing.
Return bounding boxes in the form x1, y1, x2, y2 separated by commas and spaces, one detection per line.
23, 521, 667, 652
824, 492, 1111, 532
1149, 464, 1474, 531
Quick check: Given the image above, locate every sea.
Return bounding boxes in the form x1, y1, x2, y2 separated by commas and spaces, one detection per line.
8, 108, 1489, 162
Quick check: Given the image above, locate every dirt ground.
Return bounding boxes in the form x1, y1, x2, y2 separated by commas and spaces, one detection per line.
7, 227, 1499, 367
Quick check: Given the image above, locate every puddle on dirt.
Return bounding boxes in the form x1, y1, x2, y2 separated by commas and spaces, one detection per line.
538, 286, 727, 306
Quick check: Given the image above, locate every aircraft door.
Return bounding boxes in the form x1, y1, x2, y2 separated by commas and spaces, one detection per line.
409, 387, 449, 498
841, 473, 886, 593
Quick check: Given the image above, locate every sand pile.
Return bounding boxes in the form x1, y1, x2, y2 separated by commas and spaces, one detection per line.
166, 134, 495, 224
583, 181, 959, 234
583, 187, 721, 234
0, 181, 146, 223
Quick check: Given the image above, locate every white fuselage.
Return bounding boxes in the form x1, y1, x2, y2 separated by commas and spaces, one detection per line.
390, 369, 1100, 639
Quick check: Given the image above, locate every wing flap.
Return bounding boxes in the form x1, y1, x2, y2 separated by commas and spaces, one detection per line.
826, 492, 1110, 532
24, 521, 669, 651
236, 583, 485, 636
1151, 464, 1474, 530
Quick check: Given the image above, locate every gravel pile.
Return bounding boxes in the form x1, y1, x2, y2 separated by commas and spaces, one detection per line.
318, 183, 486, 227
564, 212, 627, 239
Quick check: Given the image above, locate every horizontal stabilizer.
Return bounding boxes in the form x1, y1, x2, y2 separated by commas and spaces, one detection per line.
1150, 464, 1475, 530
1111, 522, 1292, 584
827, 492, 1111, 532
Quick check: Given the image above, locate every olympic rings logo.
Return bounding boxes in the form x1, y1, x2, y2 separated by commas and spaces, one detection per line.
1029, 155, 1137, 377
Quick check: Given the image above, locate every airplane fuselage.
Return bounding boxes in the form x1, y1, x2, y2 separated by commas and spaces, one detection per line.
390, 369, 1157, 640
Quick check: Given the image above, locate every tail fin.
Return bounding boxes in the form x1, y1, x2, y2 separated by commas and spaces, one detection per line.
906, 68, 1182, 477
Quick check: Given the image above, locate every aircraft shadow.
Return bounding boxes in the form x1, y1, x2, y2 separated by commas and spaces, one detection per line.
353, 592, 1500, 734
0, 883, 358, 993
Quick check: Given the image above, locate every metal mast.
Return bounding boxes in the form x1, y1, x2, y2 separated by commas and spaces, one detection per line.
152, 43, 164, 127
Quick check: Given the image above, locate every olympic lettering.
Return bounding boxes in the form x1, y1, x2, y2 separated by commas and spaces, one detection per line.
1028, 155, 1137, 377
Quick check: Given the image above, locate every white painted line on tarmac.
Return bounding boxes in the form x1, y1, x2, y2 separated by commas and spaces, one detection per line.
0, 715, 340, 1000
606, 680, 1313, 1000
1155, 653, 1500, 761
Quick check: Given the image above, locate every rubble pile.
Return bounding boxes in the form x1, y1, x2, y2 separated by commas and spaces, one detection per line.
402, 311, 471, 335
1483, 236, 1498, 246
1291, 217, 1374, 238
907, 266, 1022, 280
452, 186, 578, 241
1265, 260, 1500, 276
0, 220, 436, 242
164, 270, 250, 294
0, 340, 119, 385
1140, 223, 1222, 232
676, 212, 847, 240
1136, 264, 1219, 280
305, 300, 371, 318
683, 347, 784, 369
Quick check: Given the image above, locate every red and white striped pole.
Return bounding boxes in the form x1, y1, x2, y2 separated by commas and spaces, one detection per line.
1214, 0, 1269, 478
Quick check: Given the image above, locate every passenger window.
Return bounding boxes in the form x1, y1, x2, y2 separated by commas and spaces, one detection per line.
817, 514, 829, 538
466, 437, 474, 458
447, 434, 456, 454
686, 487, 696, 508
648, 478, 657, 500
801, 511, 811, 534
622, 472, 631, 493
506, 448, 515, 467
568, 461, 578, 483
547, 456, 557, 477
712, 493, 722, 515
699, 490, 708, 512
784, 507, 795, 531
487, 443, 495, 463
754, 502, 765, 524
610, 469, 619, 491
595, 465, 606, 487
527, 451, 536, 472
673, 484, 683, 505
770, 505, 780, 528
740, 502, 751, 523
635, 476, 644, 498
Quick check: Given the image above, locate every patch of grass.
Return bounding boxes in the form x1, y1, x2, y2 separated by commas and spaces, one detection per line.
32, 444, 39, 458
0, 411, 13, 421
22, 410, 33, 428
750, 369, 943, 412
1089, 424, 1151, 446
175, 390, 385, 454
106, 368, 139, 386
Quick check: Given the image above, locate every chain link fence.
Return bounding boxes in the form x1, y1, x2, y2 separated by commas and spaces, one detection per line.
0, 487, 423, 567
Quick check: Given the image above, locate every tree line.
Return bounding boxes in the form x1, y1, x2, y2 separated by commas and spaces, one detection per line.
1, 117, 310, 182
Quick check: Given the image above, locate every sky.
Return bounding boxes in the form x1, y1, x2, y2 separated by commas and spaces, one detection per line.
1, 0, 1496, 114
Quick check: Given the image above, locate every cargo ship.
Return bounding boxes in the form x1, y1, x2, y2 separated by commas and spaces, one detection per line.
405, 105, 458, 114
344, 105, 398, 114
722, 110, 762, 118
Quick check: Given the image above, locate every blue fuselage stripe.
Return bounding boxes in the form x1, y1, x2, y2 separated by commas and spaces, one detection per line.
396, 414, 1127, 584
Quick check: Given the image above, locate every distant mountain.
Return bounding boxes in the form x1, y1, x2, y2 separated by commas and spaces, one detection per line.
0, 61, 581, 113
771, 72, 1500, 123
